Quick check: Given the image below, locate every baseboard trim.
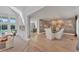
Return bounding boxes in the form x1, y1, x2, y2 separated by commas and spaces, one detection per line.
64, 33, 75, 36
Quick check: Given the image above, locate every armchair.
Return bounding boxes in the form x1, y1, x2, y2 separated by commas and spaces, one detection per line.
44, 28, 64, 40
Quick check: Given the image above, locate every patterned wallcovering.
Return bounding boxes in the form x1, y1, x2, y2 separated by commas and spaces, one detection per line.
39, 17, 75, 34
62, 17, 75, 34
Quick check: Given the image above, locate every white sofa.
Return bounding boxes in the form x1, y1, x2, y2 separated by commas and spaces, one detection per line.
4, 32, 14, 48
45, 28, 64, 40
55, 28, 64, 39
45, 28, 54, 40
6, 35, 14, 48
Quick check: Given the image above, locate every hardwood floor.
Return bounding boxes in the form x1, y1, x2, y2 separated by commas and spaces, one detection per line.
24, 33, 77, 52
4, 35, 27, 52
2, 33, 77, 52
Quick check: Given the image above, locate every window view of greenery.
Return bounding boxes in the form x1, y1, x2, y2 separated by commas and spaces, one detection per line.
0, 16, 16, 35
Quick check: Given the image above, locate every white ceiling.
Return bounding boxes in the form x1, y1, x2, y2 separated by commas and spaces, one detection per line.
0, 6, 79, 19
30, 6, 79, 19
0, 6, 44, 17
0, 6, 17, 17
15, 6, 29, 12
15, 6, 44, 16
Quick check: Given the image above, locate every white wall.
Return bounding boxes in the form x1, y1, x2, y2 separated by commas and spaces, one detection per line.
76, 17, 79, 49
30, 17, 40, 33
76, 18, 79, 36
30, 18, 38, 28
16, 14, 28, 40
13, 6, 44, 40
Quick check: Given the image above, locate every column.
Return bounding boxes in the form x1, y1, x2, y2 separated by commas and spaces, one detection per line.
24, 16, 30, 40
16, 15, 30, 41
76, 17, 79, 50
8, 21, 11, 32
37, 19, 40, 34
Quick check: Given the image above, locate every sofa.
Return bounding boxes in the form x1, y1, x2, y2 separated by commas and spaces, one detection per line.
44, 28, 64, 40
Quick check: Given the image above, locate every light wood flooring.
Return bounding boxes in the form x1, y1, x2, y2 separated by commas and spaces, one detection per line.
1, 33, 78, 52
24, 33, 77, 52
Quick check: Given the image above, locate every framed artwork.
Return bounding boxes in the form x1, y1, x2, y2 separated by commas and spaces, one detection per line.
19, 25, 25, 31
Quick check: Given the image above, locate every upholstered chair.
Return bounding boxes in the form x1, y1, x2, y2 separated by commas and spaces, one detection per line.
44, 28, 54, 40
55, 28, 64, 39
6, 35, 14, 48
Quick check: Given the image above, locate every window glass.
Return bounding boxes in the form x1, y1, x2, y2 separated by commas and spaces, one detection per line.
0, 17, 16, 33
2, 25, 7, 30
0, 18, 2, 22
2, 18, 8, 23
10, 19, 16, 23
0, 26, 1, 30
11, 25, 15, 30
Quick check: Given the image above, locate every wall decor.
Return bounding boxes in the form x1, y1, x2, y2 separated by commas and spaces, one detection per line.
63, 17, 75, 34
19, 25, 25, 31
39, 17, 75, 34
